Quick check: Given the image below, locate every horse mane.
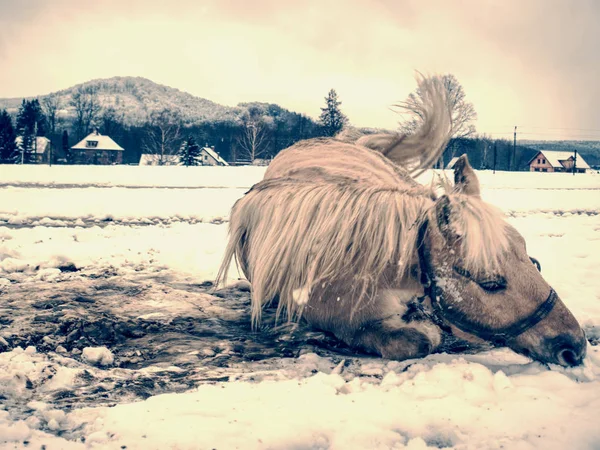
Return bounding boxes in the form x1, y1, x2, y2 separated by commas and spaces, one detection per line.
446, 197, 511, 274
218, 175, 433, 326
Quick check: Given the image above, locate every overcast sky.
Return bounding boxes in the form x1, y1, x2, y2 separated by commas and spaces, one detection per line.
0, 0, 598, 140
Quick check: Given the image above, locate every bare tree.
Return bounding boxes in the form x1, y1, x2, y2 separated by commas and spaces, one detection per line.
84, 86, 102, 134
42, 95, 62, 135
237, 106, 272, 162
69, 86, 102, 139
142, 108, 182, 165
70, 89, 87, 140
399, 74, 477, 139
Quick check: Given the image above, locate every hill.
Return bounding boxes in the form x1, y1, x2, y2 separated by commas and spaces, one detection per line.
0, 76, 300, 126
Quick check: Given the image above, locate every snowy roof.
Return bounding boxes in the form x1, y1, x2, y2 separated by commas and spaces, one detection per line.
139, 154, 181, 166
446, 156, 460, 170
530, 150, 590, 170
201, 147, 229, 166
71, 132, 124, 151
14, 136, 51, 154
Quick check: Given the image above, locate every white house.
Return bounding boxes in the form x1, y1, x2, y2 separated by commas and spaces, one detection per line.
15, 136, 52, 163
71, 131, 124, 165
200, 147, 228, 166
139, 154, 180, 166
445, 156, 460, 170
528, 150, 590, 173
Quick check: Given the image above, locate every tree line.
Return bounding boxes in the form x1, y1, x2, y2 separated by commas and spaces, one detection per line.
0, 84, 347, 165
0, 74, 574, 169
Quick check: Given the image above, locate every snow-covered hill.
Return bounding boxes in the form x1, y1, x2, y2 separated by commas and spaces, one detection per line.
0, 76, 245, 126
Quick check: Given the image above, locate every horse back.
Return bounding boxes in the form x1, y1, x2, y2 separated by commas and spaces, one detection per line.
265, 138, 417, 189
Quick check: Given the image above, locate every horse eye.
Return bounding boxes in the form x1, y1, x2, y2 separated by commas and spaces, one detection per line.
478, 277, 507, 293
530, 257, 541, 272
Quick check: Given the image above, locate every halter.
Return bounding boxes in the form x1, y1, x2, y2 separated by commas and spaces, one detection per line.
416, 219, 558, 345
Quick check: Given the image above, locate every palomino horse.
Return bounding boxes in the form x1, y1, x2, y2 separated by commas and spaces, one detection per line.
218, 77, 586, 367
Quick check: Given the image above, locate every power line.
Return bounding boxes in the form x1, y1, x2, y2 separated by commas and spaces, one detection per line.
483, 131, 600, 140
494, 125, 600, 133
518, 126, 600, 133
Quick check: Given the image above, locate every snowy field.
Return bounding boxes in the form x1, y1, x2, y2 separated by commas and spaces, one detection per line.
0, 164, 600, 449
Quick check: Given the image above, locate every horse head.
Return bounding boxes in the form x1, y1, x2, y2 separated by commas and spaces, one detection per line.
420, 155, 586, 366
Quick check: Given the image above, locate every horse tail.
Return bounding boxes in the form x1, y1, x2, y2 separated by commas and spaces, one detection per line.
357, 74, 453, 176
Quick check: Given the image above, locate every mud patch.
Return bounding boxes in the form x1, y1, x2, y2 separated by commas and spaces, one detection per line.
0, 268, 363, 418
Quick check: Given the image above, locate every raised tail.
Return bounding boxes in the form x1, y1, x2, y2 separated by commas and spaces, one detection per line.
356, 74, 453, 176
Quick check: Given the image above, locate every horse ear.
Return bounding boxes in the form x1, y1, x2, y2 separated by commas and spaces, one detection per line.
454, 154, 480, 197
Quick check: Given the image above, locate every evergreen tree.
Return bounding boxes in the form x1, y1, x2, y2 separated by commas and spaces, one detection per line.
319, 89, 348, 137
15, 99, 46, 163
178, 135, 202, 166
16, 99, 46, 136
0, 109, 17, 163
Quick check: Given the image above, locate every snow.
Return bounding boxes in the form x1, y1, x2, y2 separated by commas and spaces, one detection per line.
82, 347, 114, 366
0, 165, 599, 449
0, 164, 267, 188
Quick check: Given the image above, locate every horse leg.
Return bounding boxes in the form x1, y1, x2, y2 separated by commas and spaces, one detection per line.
352, 322, 435, 360
351, 290, 442, 360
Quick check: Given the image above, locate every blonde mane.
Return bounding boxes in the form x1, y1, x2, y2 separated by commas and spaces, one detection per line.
444, 193, 511, 274
219, 175, 432, 326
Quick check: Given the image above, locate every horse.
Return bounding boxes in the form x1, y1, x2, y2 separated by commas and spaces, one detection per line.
217, 76, 587, 367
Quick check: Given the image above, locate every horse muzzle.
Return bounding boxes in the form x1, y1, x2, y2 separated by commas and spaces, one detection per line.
511, 295, 587, 367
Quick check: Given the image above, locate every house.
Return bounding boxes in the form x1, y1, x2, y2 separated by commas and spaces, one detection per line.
200, 147, 228, 166
70, 131, 124, 165
251, 158, 271, 166
445, 156, 460, 170
528, 150, 590, 173
14, 136, 53, 163
139, 154, 181, 166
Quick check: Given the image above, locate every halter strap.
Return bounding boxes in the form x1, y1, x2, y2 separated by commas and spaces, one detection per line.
417, 219, 557, 344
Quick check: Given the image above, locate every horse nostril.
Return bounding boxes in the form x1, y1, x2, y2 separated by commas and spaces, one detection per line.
547, 335, 586, 367
557, 348, 580, 367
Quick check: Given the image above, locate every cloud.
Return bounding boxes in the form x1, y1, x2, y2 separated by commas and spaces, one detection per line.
0, 0, 598, 138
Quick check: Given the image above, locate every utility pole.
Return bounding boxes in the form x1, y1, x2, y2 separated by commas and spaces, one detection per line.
33, 121, 37, 164
493, 141, 497, 174
573, 150, 577, 176
512, 126, 517, 171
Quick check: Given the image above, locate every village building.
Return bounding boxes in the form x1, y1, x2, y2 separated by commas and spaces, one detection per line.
70, 131, 124, 165
138, 147, 228, 166
445, 156, 460, 170
528, 150, 590, 173
139, 154, 180, 166
200, 147, 229, 166
14, 136, 53, 164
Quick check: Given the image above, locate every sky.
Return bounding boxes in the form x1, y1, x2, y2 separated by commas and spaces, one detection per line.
0, 0, 599, 140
